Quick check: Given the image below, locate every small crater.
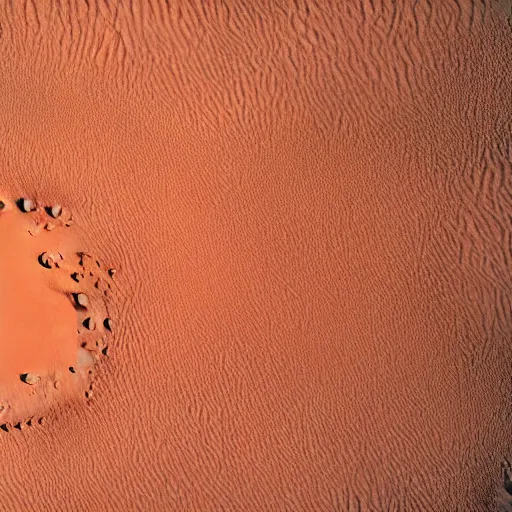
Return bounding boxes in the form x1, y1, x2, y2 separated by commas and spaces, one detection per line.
71, 272, 83, 282
83, 317, 96, 331
20, 373, 40, 385
17, 198, 35, 212
38, 252, 54, 269
50, 205, 62, 218
74, 293, 89, 308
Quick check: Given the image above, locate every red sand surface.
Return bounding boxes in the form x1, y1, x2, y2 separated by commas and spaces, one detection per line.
0, 1, 510, 511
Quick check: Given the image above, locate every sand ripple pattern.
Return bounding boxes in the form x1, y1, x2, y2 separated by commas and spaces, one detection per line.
0, 0, 509, 510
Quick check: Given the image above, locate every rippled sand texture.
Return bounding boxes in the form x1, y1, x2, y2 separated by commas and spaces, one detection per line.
0, 1, 510, 511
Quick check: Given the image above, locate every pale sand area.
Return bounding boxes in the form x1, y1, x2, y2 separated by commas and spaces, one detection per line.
0, 195, 112, 426
0, 1, 510, 511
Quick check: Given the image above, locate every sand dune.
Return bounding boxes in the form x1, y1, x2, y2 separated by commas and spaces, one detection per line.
0, 1, 510, 510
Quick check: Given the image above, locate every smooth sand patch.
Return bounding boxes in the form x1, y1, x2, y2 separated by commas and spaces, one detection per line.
0, 195, 113, 428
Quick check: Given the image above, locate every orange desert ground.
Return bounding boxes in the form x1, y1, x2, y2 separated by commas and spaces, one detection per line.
0, 1, 510, 511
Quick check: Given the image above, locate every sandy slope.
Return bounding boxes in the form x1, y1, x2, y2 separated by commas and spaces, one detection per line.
0, 1, 510, 510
